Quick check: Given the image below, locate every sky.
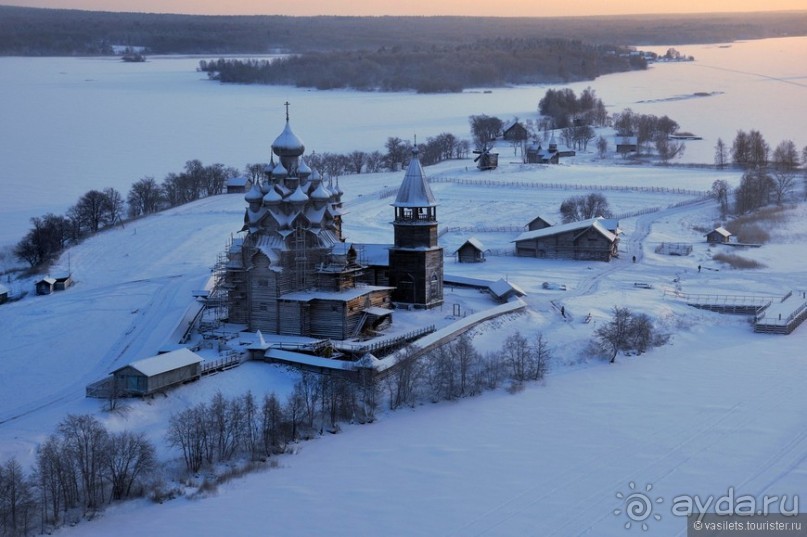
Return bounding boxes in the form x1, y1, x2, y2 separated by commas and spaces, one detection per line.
4, 0, 806, 17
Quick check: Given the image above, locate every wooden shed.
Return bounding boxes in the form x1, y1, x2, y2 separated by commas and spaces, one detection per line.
54, 274, 73, 291
706, 226, 732, 244
454, 237, 487, 263
111, 348, 203, 397
0, 284, 8, 304
35, 277, 56, 295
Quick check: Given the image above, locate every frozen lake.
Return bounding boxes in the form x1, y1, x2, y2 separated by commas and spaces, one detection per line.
1, 36, 806, 246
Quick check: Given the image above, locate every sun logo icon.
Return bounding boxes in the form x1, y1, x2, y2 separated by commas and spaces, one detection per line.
614, 482, 663, 531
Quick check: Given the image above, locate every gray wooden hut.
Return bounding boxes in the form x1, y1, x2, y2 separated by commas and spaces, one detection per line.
54, 274, 73, 291
454, 237, 487, 263
35, 277, 56, 295
111, 348, 203, 396
706, 226, 732, 244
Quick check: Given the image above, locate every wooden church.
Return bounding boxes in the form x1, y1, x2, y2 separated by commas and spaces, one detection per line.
224, 106, 444, 339
224, 106, 394, 339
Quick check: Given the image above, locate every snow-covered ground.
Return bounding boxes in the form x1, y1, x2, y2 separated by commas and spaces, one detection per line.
2, 150, 807, 535
1, 34, 806, 537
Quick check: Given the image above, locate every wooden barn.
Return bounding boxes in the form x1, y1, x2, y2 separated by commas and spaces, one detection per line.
0, 284, 8, 304
111, 348, 203, 397
513, 217, 619, 262
706, 226, 732, 244
35, 277, 56, 295
454, 237, 487, 263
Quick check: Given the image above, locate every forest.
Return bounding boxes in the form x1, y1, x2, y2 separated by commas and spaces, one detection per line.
1, 6, 807, 56
198, 39, 646, 93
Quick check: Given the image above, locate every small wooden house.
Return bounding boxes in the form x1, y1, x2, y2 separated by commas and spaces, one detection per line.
0, 284, 8, 304
35, 277, 56, 295
616, 136, 638, 154
527, 215, 555, 231
706, 226, 732, 244
226, 176, 250, 194
502, 121, 528, 143
54, 274, 73, 291
454, 237, 487, 263
111, 348, 203, 397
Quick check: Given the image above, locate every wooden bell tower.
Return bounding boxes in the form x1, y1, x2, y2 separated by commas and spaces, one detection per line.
388, 148, 444, 308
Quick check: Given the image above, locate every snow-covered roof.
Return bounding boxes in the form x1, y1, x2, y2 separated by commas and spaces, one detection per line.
616, 136, 638, 145
227, 176, 249, 187
514, 217, 618, 243
488, 278, 527, 299
266, 349, 352, 371
454, 237, 486, 254
336, 243, 391, 266
37, 277, 56, 285
281, 285, 394, 302
0, 284, 8, 295
392, 150, 437, 208
528, 215, 555, 227
710, 226, 732, 237
116, 348, 202, 377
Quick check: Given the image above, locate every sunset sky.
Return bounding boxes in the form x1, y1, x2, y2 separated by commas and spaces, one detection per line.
4, 0, 807, 17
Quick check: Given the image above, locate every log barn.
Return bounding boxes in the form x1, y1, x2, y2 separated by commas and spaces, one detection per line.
513, 217, 619, 262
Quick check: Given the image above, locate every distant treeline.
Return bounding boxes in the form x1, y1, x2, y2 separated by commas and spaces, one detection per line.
199, 39, 645, 92
2, 6, 807, 56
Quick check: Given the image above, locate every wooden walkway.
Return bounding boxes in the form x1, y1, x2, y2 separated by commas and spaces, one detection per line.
755, 291, 807, 334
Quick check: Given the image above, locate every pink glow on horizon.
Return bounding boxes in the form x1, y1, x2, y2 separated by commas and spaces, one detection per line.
5, 0, 807, 17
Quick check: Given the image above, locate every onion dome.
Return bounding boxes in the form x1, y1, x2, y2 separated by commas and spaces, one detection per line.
263, 186, 282, 205
334, 177, 344, 197
272, 120, 305, 158
288, 184, 309, 205
272, 161, 288, 178
245, 181, 264, 203
310, 180, 331, 201
297, 158, 312, 179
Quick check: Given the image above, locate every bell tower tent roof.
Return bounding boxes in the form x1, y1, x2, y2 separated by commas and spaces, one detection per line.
392, 148, 437, 208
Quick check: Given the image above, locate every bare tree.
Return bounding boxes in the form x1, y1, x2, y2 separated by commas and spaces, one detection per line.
595, 306, 633, 363
385, 346, 423, 410
711, 179, 730, 216
714, 138, 728, 169
560, 193, 612, 223
596, 135, 608, 158
105, 432, 156, 501
101, 187, 125, 227
260, 393, 286, 456
655, 136, 685, 164
469, 114, 503, 148
735, 169, 774, 213
772, 139, 800, 172
127, 177, 163, 218
347, 151, 366, 174
772, 170, 796, 205
58, 414, 109, 511
0, 458, 36, 537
